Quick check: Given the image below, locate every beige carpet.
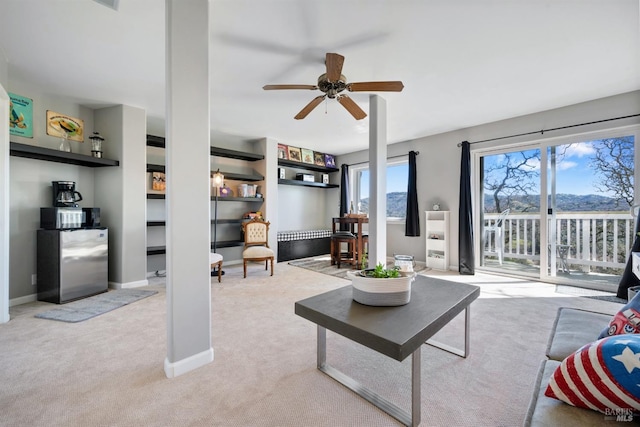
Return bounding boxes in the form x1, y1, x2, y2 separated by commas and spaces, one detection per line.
0, 263, 622, 426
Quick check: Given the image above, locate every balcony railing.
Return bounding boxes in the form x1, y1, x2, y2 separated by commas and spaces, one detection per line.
484, 212, 636, 271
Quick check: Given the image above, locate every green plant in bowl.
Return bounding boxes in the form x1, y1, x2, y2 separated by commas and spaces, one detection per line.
362, 262, 400, 278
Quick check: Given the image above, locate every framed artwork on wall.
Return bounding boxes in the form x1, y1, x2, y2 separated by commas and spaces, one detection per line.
287, 146, 302, 162
301, 148, 314, 164
9, 93, 33, 138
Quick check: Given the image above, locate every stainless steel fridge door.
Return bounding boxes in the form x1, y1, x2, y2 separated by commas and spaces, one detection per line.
59, 228, 108, 302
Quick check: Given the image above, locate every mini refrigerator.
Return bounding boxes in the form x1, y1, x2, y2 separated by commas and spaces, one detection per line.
37, 228, 109, 303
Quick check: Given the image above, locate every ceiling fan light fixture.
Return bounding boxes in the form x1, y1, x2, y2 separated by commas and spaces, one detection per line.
263, 52, 403, 120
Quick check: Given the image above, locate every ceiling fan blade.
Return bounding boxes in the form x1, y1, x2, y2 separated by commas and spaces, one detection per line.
347, 81, 405, 92
325, 53, 345, 82
294, 95, 326, 120
337, 95, 367, 120
263, 84, 318, 90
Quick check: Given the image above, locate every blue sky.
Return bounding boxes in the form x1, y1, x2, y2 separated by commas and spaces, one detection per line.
358, 163, 408, 199
484, 137, 635, 197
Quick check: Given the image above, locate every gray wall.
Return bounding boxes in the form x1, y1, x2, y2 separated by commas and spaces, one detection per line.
338, 90, 640, 268
7, 75, 149, 302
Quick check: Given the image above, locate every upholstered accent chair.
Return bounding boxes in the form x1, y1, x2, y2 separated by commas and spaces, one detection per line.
210, 252, 223, 283
241, 218, 274, 278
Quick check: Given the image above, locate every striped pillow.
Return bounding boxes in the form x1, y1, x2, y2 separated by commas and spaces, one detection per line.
545, 335, 640, 414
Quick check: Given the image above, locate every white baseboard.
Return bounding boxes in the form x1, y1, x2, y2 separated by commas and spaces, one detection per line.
9, 293, 37, 307
108, 279, 150, 290
164, 347, 214, 378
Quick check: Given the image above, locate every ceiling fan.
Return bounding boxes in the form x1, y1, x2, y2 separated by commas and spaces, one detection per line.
263, 52, 404, 120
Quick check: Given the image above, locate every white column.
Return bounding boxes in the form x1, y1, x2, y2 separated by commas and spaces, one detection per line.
164, 0, 213, 378
0, 84, 9, 323
369, 95, 387, 267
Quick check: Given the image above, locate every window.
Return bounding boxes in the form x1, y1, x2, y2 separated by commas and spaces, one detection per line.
350, 159, 409, 221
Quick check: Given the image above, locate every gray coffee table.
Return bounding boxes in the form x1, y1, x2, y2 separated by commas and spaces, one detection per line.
294, 275, 480, 427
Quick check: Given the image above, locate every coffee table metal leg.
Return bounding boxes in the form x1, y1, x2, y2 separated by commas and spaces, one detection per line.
316, 325, 421, 426
425, 306, 470, 358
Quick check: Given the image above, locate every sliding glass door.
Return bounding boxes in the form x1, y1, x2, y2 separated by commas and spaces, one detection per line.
544, 136, 635, 290
476, 130, 637, 291
479, 146, 542, 277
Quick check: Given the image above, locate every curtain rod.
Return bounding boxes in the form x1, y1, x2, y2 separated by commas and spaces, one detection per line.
457, 113, 640, 147
346, 151, 418, 167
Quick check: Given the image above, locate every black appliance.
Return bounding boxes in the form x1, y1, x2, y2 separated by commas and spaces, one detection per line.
40, 207, 82, 229
82, 207, 101, 228
52, 181, 83, 207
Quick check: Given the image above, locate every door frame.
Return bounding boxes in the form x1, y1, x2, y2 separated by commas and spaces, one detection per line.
471, 124, 640, 289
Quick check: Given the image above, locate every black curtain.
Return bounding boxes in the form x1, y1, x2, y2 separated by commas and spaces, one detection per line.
616, 208, 640, 299
405, 151, 420, 236
458, 141, 475, 275
339, 164, 349, 231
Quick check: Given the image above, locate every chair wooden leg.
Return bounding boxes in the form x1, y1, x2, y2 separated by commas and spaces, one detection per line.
270, 257, 274, 276
217, 261, 222, 283
330, 239, 336, 265
243, 260, 247, 278
265, 260, 268, 270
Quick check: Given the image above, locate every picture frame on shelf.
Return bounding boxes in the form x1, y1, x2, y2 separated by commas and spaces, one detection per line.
301, 148, 314, 164
9, 92, 33, 138
277, 143, 289, 159
46, 110, 84, 142
324, 154, 336, 168
287, 146, 302, 162
314, 152, 325, 166
152, 172, 166, 191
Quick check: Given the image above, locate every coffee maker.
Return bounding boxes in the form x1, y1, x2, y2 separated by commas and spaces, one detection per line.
52, 181, 83, 207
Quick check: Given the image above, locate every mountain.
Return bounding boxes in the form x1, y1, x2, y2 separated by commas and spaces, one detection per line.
357, 192, 630, 217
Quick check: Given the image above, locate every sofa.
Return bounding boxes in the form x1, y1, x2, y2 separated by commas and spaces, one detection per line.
524, 307, 628, 426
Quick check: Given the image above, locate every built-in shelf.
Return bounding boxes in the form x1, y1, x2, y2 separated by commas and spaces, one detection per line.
278, 158, 338, 173
146, 167, 264, 181
146, 135, 264, 162
10, 142, 119, 167
147, 240, 244, 255
147, 219, 243, 227
146, 194, 263, 202
278, 179, 339, 189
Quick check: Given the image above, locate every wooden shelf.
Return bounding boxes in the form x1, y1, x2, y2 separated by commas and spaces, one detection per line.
147, 219, 243, 227
210, 146, 264, 161
146, 166, 263, 181
146, 135, 264, 162
147, 240, 244, 255
278, 179, 339, 189
146, 194, 263, 202
10, 142, 119, 167
223, 171, 264, 182
278, 158, 338, 173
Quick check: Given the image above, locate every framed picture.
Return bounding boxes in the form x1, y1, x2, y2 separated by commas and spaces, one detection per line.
152, 172, 166, 191
46, 110, 84, 142
9, 93, 33, 138
277, 143, 289, 159
314, 152, 325, 167
287, 146, 302, 162
324, 154, 336, 168
301, 148, 314, 164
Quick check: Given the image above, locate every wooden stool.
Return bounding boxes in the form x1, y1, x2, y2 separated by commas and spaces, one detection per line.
331, 231, 356, 268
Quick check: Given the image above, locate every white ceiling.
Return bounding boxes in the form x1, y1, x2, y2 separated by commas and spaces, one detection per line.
1, 0, 638, 155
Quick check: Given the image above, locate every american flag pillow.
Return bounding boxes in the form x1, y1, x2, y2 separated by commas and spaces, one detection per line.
598, 291, 640, 339
545, 335, 640, 413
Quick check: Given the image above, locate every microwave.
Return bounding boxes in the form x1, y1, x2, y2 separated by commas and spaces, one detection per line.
40, 207, 82, 229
